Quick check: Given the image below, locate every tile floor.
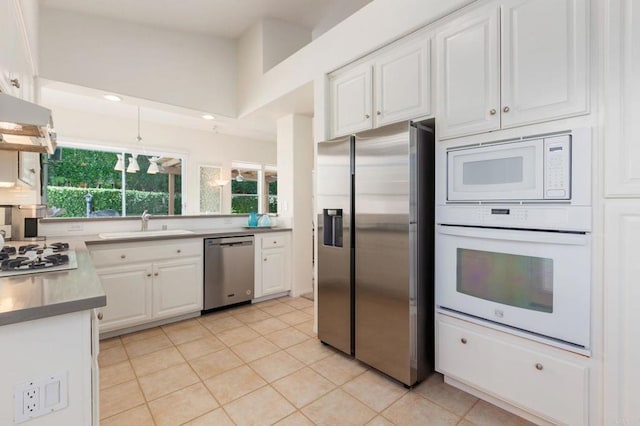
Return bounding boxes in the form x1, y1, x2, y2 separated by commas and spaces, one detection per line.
99, 296, 534, 425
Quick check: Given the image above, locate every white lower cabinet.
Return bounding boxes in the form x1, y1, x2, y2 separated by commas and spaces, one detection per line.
95, 263, 152, 331
89, 238, 202, 334
152, 259, 202, 319
254, 232, 291, 298
436, 313, 588, 425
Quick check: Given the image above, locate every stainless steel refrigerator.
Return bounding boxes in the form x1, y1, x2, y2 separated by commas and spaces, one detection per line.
317, 120, 435, 386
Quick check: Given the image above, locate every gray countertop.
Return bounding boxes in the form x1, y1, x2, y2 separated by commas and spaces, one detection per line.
0, 227, 290, 326
0, 240, 106, 326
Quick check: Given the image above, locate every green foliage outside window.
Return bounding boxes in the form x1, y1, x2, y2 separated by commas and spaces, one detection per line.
45, 147, 182, 217
47, 187, 182, 217
231, 179, 258, 214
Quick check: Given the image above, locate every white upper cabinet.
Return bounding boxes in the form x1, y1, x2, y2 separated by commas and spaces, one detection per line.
0, 0, 34, 101
437, 0, 588, 139
375, 36, 431, 127
330, 63, 373, 137
329, 33, 431, 138
436, 7, 500, 138
501, 0, 588, 128
605, 0, 640, 196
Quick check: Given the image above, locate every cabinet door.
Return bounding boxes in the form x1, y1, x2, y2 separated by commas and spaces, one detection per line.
329, 62, 373, 137
605, 0, 640, 196
0, 0, 33, 99
261, 248, 288, 296
501, 0, 588, 128
375, 35, 431, 126
604, 201, 640, 425
152, 257, 202, 319
96, 264, 152, 332
436, 7, 500, 139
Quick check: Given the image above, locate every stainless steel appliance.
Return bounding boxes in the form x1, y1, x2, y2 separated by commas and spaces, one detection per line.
0, 242, 78, 277
317, 121, 435, 386
203, 236, 254, 310
435, 128, 592, 352
12, 204, 47, 241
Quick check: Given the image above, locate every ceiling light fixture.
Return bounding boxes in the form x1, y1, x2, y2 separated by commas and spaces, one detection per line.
103, 94, 122, 102
202, 114, 215, 120
235, 170, 245, 182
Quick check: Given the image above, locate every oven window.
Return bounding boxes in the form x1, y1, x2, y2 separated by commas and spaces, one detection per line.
462, 156, 523, 185
456, 248, 553, 313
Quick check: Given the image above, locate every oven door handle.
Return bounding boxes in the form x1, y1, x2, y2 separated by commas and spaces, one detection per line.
437, 225, 589, 246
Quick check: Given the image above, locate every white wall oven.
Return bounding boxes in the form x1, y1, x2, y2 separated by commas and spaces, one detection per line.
436, 128, 592, 352
435, 225, 590, 349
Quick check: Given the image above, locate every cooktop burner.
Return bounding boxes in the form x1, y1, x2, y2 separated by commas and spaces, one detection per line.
0, 242, 78, 277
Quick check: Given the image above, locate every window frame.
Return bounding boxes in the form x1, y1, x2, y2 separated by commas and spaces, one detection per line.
43, 139, 188, 217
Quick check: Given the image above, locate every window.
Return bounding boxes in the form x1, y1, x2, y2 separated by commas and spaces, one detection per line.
265, 166, 277, 214
230, 162, 276, 214
43, 145, 184, 218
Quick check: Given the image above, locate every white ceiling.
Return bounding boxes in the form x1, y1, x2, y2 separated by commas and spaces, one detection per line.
40, 0, 373, 39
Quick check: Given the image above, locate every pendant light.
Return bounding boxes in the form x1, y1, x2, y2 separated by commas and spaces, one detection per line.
114, 153, 125, 171
147, 157, 160, 174
126, 107, 143, 173
127, 154, 140, 173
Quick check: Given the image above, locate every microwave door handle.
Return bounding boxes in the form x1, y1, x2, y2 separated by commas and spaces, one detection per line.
437, 225, 589, 246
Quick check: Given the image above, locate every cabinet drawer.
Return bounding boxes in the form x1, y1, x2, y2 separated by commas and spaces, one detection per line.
437, 317, 588, 425
261, 234, 287, 249
90, 239, 201, 267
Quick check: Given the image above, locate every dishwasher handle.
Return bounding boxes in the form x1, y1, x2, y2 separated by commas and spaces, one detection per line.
205, 236, 254, 248
220, 241, 253, 247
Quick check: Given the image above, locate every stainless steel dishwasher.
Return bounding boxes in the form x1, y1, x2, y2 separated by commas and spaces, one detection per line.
204, 236, 254, 310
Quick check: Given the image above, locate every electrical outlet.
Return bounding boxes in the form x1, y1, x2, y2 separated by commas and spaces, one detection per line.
22, 386, 39, 415
14, 373, 68, 424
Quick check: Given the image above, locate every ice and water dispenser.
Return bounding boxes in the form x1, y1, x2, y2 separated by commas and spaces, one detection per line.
323, 209, 343, 247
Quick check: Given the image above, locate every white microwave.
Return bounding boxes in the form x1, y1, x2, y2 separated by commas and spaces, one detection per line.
445, 130, 590, 204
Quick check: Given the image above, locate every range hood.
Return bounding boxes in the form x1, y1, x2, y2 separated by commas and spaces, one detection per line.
0, 93, 56, 154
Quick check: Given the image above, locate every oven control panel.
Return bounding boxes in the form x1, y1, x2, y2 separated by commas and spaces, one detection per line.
544, 135, 571, 199
436, 204, 592, 232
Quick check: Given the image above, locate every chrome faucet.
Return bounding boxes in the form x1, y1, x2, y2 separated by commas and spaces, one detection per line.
141, 210, 151, 231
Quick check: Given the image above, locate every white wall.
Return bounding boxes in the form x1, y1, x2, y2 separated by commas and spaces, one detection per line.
238, 0, 474, 118
39, 7, 237, 117
262, 18, 310, 72
277, 114, 313, 296
50, 106, 276, 214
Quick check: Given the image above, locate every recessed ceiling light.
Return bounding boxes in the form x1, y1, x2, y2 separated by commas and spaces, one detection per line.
202, 114, 215, 120
103, 94, 122, 102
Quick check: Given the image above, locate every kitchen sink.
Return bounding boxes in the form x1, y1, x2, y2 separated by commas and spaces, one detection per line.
98, 229, 195, 239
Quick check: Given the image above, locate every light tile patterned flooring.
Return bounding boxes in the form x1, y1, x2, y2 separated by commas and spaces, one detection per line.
99, 296, 534, 425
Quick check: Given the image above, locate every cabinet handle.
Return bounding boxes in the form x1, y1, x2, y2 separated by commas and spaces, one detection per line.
97, 311, 103, 320
460, 338, 467, 344
489, 109, 497, 115
503, 106, 510, 113
177, 249, 181, 253
365, 114, 370, 119
146, 273, 152, 277
264, 258, 267, 261
120, 254, 126, 259
377, 111, 381, 116
154, 272, 159, 277
10, 78, 20, 88
535, 363, 544, 371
